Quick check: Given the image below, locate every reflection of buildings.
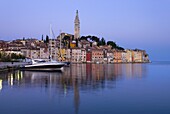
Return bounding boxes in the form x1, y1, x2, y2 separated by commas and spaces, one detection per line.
0, 64, 148, 91
0, 64, 147, 90
125, 64, 147, 78
113, 64, 123, 78
0, 79, 2, 91
0, 63, 147, 114
0, 70, 23, 87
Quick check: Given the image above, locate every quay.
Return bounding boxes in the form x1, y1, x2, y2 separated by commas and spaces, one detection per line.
0, 62, 29, 72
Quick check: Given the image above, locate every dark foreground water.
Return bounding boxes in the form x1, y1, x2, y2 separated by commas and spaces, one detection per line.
0, 62, 170, 114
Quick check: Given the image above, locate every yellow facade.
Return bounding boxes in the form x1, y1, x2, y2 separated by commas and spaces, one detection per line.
57, 48, 66, 61
126, 50, 132, 62
70, 42, 76, 48
132, 50, 143, 62
113, 50, 122, 63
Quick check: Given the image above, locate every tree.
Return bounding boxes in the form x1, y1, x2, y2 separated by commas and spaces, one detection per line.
86, 35, 92, 39
100, 37, 106, 45
42, 35, 44, 41
68, 41, 70, 48
45, 35, 49, 43
90, 42, 92, 47
80, 36, 88, 41
107, 41, 117, 49
19, 54, 25, 59
63, 36, 70, 41
116, 46, 124, 50
91, 36, 99, 42
76, 39, 78, 47
11, 53, 17, 59
1, 53, 11, 62
72, 35, 74, 40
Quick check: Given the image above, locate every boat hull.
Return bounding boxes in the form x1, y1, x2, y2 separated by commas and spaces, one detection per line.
21, 63, 65, 71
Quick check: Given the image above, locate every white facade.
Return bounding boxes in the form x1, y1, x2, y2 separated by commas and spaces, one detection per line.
40, 48, 49, 59
71, 48, 86, 63
122, 51, 127, 63
30, 49, 40, 59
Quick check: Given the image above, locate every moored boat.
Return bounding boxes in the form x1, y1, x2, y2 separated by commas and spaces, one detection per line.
21, 59, 65, 71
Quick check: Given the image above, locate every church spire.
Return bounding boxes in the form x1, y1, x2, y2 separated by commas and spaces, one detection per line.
74, 10, 80, 39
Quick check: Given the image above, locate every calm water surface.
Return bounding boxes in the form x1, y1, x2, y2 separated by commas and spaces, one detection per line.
0, 63, 170, 114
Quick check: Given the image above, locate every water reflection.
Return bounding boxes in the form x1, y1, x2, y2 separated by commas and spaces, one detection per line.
0, 79, 2, 91
0, 63, 147, 113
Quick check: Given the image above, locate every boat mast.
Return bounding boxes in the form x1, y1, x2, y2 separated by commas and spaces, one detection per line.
50, 24, 52, 61
60, 30, 61, 50
59, 30, 62, 61
50, 25, 57, 61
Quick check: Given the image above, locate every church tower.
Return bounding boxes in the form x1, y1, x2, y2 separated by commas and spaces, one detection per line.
74, 10, 80, 39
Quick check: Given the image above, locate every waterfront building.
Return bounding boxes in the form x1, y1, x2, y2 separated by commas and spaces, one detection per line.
21, 48, 31, 58
71, 48, 82, 63
81, 48, 86, 63
74, 10, 80, 39
4, 49, 22, 55
40, 47, 49, 59
30, 48, 40, 59
113, 50, 122, 63
57, 48, 67, 61
7, 40, 25, 51
107, 50, 114, 63
48, 39, 57, 60
70, 48, 86, 63
79, 40, 90, 48
57, 32, 73, 40
65, 48, 71, 62
0, 40, 7, 51
99, 45, 112, 63
86, 49, 92, 63
143, 51, 150, 62
132, 49, 144, 62
99, 45, 112, 51
57, 33, 73, 49
126, 49, 132, 62
70, 41, 76, 48
122, 51, 127, 63
91, 48, 104, 63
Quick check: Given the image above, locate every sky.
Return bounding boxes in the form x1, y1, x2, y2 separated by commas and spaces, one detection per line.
0, 0, 170, 61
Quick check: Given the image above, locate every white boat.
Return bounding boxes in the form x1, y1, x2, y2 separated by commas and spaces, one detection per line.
21, 59, 65, 71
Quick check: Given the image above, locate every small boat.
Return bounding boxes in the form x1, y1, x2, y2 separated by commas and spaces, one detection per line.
21, 59, 65, 71
63, 62, 71, 66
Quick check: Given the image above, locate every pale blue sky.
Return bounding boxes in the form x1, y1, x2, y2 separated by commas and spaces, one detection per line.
0, 0, 170, 60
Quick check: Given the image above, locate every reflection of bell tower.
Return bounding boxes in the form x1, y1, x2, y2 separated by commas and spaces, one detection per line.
74, 10, 80, 39
74, 79, 80, 114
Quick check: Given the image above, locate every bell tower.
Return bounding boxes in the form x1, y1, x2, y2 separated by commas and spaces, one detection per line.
74, 10, 80, 39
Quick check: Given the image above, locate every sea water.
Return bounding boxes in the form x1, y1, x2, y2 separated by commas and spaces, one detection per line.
0, 62, 170, 114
